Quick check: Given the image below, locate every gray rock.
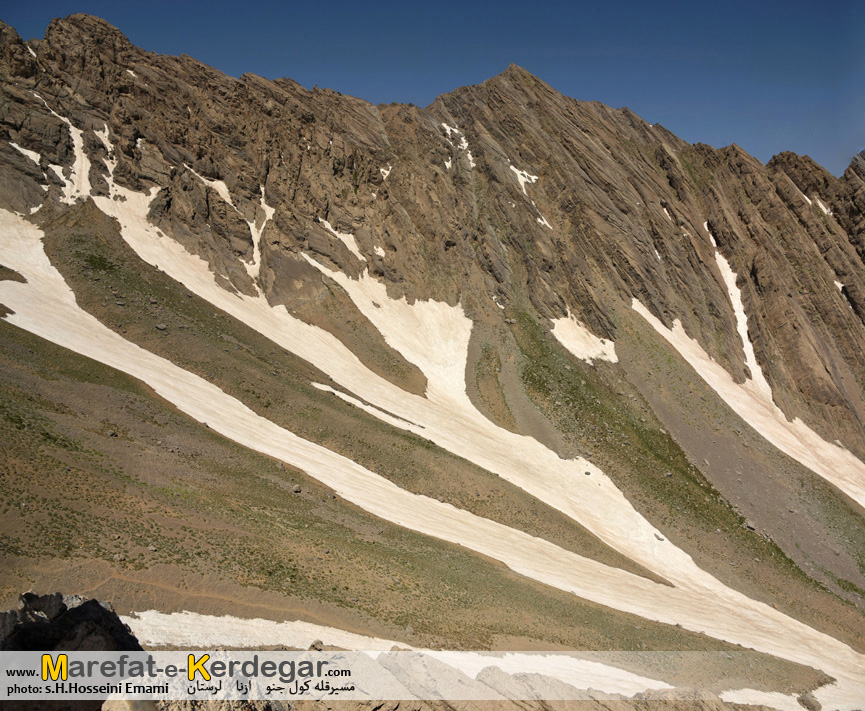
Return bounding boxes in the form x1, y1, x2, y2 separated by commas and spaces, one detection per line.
797, 691, 821, 711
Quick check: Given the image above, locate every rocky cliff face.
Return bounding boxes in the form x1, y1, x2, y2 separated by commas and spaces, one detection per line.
3, 15, 863, 452
1, 14, 865, 707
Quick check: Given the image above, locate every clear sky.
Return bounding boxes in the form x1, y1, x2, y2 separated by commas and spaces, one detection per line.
3, 1, 862, 176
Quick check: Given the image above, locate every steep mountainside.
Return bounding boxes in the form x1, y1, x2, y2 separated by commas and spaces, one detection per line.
1, 13, 864, 709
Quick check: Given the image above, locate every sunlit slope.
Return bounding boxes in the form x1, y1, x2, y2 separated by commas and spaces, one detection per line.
1, 15, 865, 708
2, 193, 865, 705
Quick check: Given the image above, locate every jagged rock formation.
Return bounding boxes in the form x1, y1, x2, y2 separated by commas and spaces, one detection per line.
1, 591, 142, 651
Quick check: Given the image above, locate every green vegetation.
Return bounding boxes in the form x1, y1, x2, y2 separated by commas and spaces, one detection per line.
0, 320, 735, 652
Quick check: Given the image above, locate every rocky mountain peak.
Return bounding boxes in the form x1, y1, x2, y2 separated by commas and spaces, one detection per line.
45, 13, 133, 48
850, 148, 865, 179
0, 21, 38, 79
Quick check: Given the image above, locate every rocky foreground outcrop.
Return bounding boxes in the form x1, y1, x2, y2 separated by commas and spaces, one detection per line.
2, 593, 756, 711
1, 591, 142, 651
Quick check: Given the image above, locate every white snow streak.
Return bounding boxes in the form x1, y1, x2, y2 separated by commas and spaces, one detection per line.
26, 44, 36, 58
551, 312, 618, 364
380, 165, 392, 180
123, 610, 403, 650
714, 251, 772, 399
124, 611, 673, 697
816, 197, 833, 216
9, 142, 40, 165
3, 207, 865, 707
509, 165, 538, 195
633, 294, 865, 513
127, 69, 137, 78
320, 219, 366, 262
243, 186, 274, 282
536, 214, 552, 230
185, 164, 238, 211
374, 245, 385, 258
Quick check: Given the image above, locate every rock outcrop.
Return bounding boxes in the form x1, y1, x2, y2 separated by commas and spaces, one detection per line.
1, 591, 142, 651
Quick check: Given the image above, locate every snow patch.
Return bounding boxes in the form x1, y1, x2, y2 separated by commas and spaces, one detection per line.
509, 165, 538, 195
714, 251, 772, 398
551, 312, 618, 364
3, 205, 865, 707
26, 44, 36, 58
536, 214, 552, 230
30, 97, 91, 205
93, 124, 112, 153
633, 296, 865, 512
835, 280, 844, 291
243, 186, 275, 283
654, 249, 661, 262
320, 219, 366, 262
662, 206, 672, 222
441, 124, 474, 169
185, 164, 238, 211
302, 255, 472, 403
9, 142, 40, 165
380, 165, 392, 180
816, 197, 833, 216
444, 158, 451, 170
720, 689, 802, 711
441, 123, 459, 139
374, 245, 385, 258
123, 610, 405, 650
127, 69, 137, 78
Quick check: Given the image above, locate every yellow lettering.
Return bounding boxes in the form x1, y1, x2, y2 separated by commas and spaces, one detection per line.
187, 654, 210, 681
42, 654, 67, 681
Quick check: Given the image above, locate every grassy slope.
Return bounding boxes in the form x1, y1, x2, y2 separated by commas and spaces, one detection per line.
0, 318, 748, 654
35, 200, 663, 584
503, 306, 865, 653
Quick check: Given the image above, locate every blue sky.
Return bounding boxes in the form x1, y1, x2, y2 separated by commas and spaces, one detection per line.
4, 1, 862, 175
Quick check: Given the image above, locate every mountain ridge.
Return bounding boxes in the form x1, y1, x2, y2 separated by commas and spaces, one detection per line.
1, 13, 865, 708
